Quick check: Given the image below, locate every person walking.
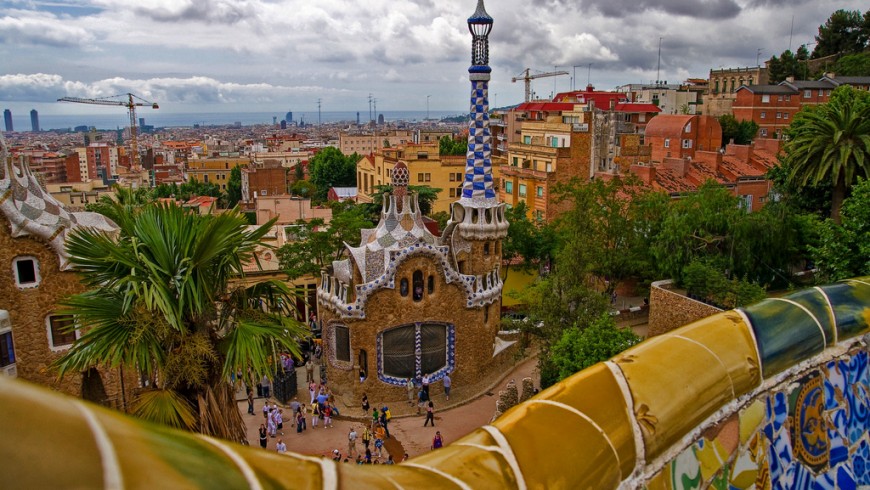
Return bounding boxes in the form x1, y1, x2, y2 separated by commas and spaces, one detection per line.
424, 400, 435, 427
374, 424, 385, 458
371, 407, 379, 430
380, 406, 391, 439
311, 402, 320, 428
323, 405, 333, 428
267, 407, 277, 438
443, 373, 451, 401
306, 360, 315, 383
262, 401, 269, 421
361, 426, 371, 451
247, 389, 255, 415
289, 398, 300, 427
347, 427, 358, 457
361, 393, 370, 413
276, 439, 287, 454
431, 431, 444, 450
308, 381, 317, 404
406, 378, 416, 406
296, 410, 304, 434
276, 409, 284, 435
261, 375, 271, 399
258, 424, 268, 449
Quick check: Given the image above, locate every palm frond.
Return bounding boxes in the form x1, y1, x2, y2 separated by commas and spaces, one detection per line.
131, 389, 197, 430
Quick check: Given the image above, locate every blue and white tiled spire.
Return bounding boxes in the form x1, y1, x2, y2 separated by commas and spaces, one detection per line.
460, 0, 497, 207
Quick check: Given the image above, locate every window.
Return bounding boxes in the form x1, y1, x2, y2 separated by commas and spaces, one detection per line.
785, 95, 792, 101
13, 257, 40, 288
455, 173, 463, 181
783, 112, 789, 120
664, 139, 670, 148
760, 129, 768, 137
523, 135, 531, 144
776, 112, 782, 119
777, 95, 784, 102
505, 181, 513, 194
761, 94, 770, 103
427, 275, 434, 295
0, 330, 13, 368
334, 325, 351, 362
412, 270, 424, 302
380, 323, 450, 381
536, 186, 544, 197
804, 90, 812, 98
483, 242, 490, 255
512, 157, 519, 167
684, 122, 691, 133
682, 139, 692, 149
760, 111, 766, 119
546, 162, 553, 172
400, 278, 409, 297
518, 184, 527, 198
449, 173, 455, 182
46, 315, 76, 350
449, 188, 456, 198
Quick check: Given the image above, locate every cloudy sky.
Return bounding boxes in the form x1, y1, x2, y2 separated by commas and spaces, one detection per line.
0, 0, 864, 118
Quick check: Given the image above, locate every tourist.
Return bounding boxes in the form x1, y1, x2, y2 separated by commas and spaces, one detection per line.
362, 425, 372, 450
311, 402, 320, 428
374, 424, 385, 458
406, 378, 416, 406
267, 407, 277, 437
332, 449, 341, 462
361, 393, 370, 413
262, 401, 269, 420
365, 447, 372, 464
296, 410, 304, 434
380, 406, 391, 439
247, 389, 254, 415
276, 409, 284, 435
258, 424, 268, 449
276, 439, 286, 454
347, 427, 358, 457
371, 407, 379, 429
306, 360, 315, 383
308, 381, 317, 404
422, 374, 430, 400
323, 404, 333, 428
424, 400, 435, 427
443, 373, 452, 401
289, 398, 301, 426
261, 375, 271, 399
431, 431, 444, 450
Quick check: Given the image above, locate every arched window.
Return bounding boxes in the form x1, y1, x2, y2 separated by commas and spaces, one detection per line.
483, 242, 490, 255
427, 275, 435, 294
484, 305, 489, 324
412, 271, 424, 301
358, 349, 368, 381
400, 278, 409, 297
381, 323, 450, 381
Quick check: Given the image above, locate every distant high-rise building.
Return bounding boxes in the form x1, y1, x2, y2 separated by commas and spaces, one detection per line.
377, 114, 385, 125
286, 111, 293, 123
280, 120, 287, 129
273, 116, 277, 125
30, 109, 39, 132
357, 112, 360, 125
3, 109, 11, 132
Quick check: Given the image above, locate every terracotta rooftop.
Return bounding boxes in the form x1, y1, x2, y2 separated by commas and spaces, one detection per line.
644, 115, 694, 138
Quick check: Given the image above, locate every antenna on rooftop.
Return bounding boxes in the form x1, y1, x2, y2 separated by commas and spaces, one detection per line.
317, 98, 322, 126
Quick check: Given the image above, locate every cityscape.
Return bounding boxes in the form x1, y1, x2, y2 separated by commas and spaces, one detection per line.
1, 0, 870, 488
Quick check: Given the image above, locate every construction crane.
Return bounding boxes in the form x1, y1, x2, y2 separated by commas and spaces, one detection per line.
58, 93, 159, 170
512, 68, 569, 103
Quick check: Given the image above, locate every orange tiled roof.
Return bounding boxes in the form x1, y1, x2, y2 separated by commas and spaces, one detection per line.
645, 115, 694, 138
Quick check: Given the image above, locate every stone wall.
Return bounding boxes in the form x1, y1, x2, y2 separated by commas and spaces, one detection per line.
647, 279, 722, 337
0, 214, 136, 408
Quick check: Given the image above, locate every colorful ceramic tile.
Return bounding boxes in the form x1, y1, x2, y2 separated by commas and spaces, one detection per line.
739, 399, 765, 445
854, 439, 870, 485
814, 469, 836, 490
791, 376, 829, 471
785, 462, 813, 490
788, 288, 837, 345
614, 334, 735, 460
816, 279, 870, 340
710, 463, 730, 490
844, 352, 870, 445
694, 436, 730, 482
823, 359, 847, 411
742, 299, 826, 378
729, 447, 759, 489
671, 445, 702, 490
837, 464, 857, 490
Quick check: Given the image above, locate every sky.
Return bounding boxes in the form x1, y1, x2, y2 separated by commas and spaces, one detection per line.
0, 0, 865, 117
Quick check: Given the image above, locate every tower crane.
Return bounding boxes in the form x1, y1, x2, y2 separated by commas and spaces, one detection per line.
57, 93, 159, 170
511, 68, 569, 102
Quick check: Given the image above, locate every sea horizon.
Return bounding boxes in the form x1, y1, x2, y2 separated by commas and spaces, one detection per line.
5, 110, 469, 132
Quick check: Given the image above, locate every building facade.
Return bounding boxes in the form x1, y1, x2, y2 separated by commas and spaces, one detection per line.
645, 114, 723, 164
317, 0, 514, 403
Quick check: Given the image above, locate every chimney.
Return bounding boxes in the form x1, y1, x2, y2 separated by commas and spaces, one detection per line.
630, 163, 656, 184
586, 84, 594, 92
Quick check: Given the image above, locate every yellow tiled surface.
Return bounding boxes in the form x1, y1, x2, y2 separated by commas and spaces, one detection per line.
406, 429, 521, 489
495, 399, 623, 488
531, 362, 636, 478
614, 330, 736, 460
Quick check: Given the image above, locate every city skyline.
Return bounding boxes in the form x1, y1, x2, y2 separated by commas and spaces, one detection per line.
1, 0, 865, 116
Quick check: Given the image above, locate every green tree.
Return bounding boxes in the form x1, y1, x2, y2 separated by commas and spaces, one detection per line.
54, 204, 307, 442
812, 9, 869, 59
831, 52, 870, 76
290, 179, 314, 198
810, 177, 870, 281
719, 115, 759, 146
784, 85, 870, 222
308, 147, 358, 201
277, 203, 373, 280
226, 166, 242, 209
86, 185, 154, 224
439, 135, 466, 156
549, 314, 641, 382
154, 179, 222, 202
767, 46, 809, 83
367, 184, 442, 217
502, 201, 556, 280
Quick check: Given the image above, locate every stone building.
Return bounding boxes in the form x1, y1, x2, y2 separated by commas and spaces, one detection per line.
317, 0, 513, 403
0, 137, 135, 408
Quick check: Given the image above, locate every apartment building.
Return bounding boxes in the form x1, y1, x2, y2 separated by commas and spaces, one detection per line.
733, 78, 835, 139
186, 156, 249, 190
645, 114, 722, 164
339, 129, 414, 156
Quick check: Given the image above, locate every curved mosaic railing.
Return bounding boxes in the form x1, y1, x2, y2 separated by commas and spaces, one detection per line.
0, 278, 867, 488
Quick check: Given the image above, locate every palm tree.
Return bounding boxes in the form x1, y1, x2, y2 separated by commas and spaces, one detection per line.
53, 203, 307, 443
785, 86, 870, 223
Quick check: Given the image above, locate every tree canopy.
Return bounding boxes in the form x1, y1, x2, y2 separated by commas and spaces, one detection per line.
439, 135, 467, 156
810, 177, 870, 281
308, 147, 359, 201
812, 9, 870, 59
154, 179, 222, 202
549, 314, 641, 383
719, 115, 759, 146
54, 204, 307, 442
767, 46, 810, 84
367, 184, 442, 217
225, 165, 242, 209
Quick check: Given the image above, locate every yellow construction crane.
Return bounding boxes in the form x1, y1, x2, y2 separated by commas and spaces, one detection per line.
58, 93, 159, 170
512, 68, 570, 102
